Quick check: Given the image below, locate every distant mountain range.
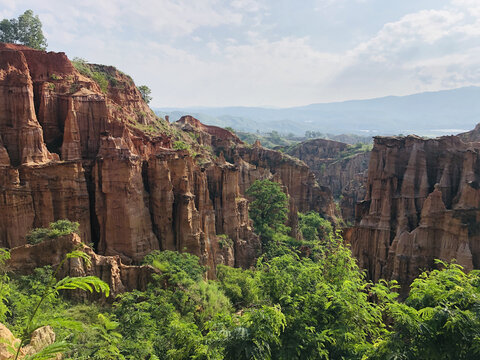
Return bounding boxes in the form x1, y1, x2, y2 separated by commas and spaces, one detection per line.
155, 86, 480, 137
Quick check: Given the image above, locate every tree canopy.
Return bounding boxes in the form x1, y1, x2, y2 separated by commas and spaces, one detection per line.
0, 10, 47, 50
246, 179, 288, 235
138, 85, 152, 104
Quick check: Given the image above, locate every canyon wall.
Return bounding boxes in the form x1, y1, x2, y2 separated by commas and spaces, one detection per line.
0, 44, 335, 275
286, 138, 370, 222
348, 135, 480, 293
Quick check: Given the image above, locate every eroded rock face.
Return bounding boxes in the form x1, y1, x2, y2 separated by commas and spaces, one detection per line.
8, 233, 157, 297
348, 134, 480, 293
0, 323, 21, 360
0, 44, 333, 276
176, 116, 338, 230
0, 322, 58, 360
0, 45, 55, 166
286, 138, 370, 222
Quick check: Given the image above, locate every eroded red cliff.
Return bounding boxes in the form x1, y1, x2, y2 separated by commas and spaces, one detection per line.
348, 134, 480, 293
0, 44, 335, 277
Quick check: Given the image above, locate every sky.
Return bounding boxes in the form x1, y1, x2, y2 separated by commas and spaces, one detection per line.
1, 0, 480, 108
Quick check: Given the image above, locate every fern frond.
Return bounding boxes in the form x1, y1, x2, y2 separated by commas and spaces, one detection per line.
66, 250, 92, 268
47, 317, 84, 332
24, 341, 69, 360
55, 276, 110, 297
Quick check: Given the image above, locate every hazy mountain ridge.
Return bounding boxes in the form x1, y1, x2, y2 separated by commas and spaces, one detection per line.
157, 86, 480, 136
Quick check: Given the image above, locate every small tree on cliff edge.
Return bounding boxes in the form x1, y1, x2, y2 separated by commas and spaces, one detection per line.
138, 85, 152, 104
0, 10, 47, 50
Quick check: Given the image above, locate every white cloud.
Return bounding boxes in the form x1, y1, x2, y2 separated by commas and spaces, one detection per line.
350, 9, 464, 63
326, 2, 480, 99
314, 0, 371, 11
231, 0, 266, 12
9, 0, 247, 39
3, 0, 480, 106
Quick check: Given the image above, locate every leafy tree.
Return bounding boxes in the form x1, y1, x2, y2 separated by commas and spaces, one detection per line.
368, 261, 480, 360
298, 211, 333, 243
257, 240, 384, 359
207, 305, 286, 360
138, 85, 152, 104
0, 10, 47, 50
0, 19, 16, 43
246, 179, 289, 235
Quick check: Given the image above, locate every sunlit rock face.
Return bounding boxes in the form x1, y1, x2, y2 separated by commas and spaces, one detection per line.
0, 44, 335, 276
347, 134, 480, 293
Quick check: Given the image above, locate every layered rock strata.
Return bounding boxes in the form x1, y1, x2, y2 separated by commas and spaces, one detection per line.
348, 135, 480, 293
0, 44, 335, 275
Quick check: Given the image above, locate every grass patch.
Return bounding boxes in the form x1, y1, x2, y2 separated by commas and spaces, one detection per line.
72, 57, 122, 94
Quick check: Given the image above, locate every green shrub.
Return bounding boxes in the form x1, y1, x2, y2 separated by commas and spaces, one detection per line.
71, 57, 109, 93
26, 220, 79, 245
173, 140, 190, 151
217, 234, 233, 250
143, 250, 205, 283
25, 227, 51, 245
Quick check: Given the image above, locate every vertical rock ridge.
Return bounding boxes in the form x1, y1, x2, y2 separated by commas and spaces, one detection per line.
348, 135, 480, 293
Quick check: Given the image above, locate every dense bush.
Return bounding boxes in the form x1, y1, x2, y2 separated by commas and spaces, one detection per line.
26, 220, 79, 245
172, 140, 190, 151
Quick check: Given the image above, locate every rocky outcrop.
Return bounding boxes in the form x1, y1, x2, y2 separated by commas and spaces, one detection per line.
22, 326, 58, 358
8, 233, 157, 297
0, 323, 20, 360
458, 123, 480, 142
348, 134, 480, 293
0, 45, 55, 166
286, 138, 370, 222
0, 322, 58, 360
0, 44, 334, 277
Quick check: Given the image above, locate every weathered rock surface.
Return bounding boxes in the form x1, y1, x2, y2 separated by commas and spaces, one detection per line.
347, 134, 480, 293
0, 323, 21, 360
0, 44, 334, 277
8, 233, 157, 297
286, 138, 370, 222
22, 326, 58, 358
0, 322, 58, 360
177, 116, 337, 229
459, 123, 480, 142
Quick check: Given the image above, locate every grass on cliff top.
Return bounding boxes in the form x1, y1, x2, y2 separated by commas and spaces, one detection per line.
72, 57, 133, 94
335, 142, 372, 161
236, 130, 300, 149
129, 114, 175, 136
